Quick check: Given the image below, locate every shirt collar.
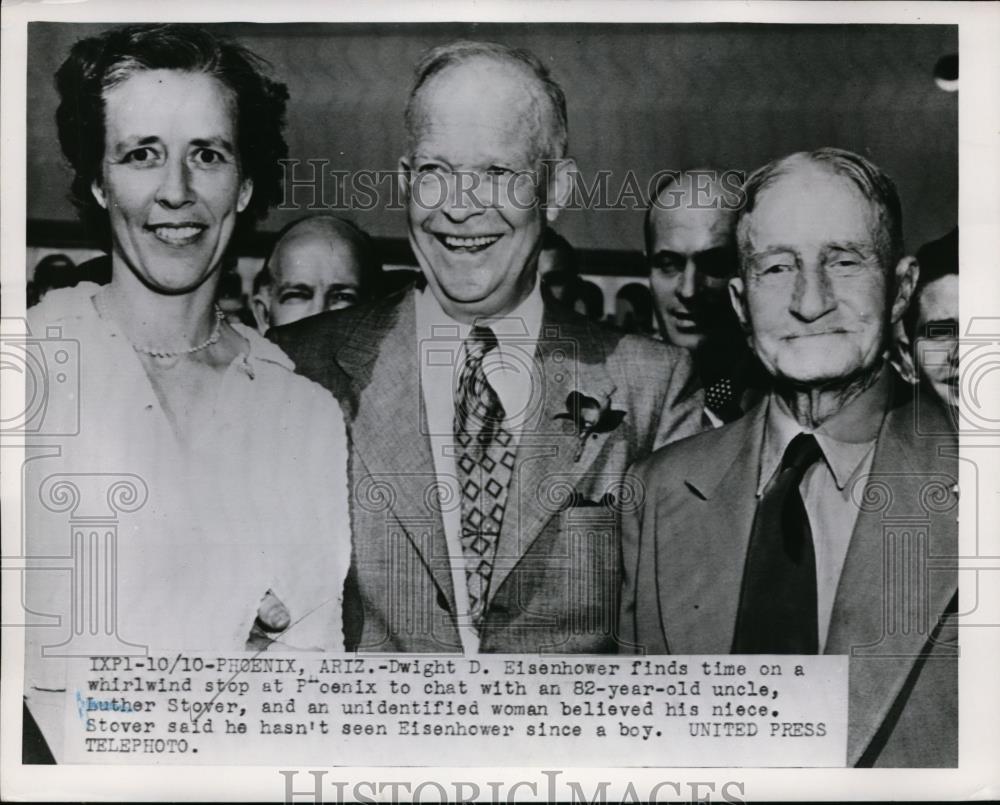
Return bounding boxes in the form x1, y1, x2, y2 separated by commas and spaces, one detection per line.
414, 279, 544, 350
758, 367, 891, 494
415, 281, 545, 428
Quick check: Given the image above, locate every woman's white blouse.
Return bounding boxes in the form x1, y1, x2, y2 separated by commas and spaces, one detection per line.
23, 283, 352, 758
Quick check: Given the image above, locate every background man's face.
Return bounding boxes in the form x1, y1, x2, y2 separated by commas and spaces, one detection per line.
402, 62, 549, 321
914, 273, 959, 408
647, 201, 737, 350
731, 167, 896, 388
259, 233, 364, 329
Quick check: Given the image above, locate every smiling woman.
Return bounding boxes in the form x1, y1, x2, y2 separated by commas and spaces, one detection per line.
24, 24, 352, 763
93, 69, 253, 295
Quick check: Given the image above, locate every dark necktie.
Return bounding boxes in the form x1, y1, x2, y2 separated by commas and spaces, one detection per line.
454, 326, 515, 627
732, 432, 823, 654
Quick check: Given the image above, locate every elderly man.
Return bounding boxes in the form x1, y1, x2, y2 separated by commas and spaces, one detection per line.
621, 149, 957, 767
273, 40, 702, 654
252, 214, 381, 332
645, 170, 762, 423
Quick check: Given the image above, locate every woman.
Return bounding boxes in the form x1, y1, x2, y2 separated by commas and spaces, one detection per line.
25, 24, 351, 760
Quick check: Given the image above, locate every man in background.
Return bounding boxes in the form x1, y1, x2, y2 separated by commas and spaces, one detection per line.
252, 214, 381, 332
537, 227, 578, 304
28, 253, 77, 307
906, 227, 958, 414
645, 169, 762, 423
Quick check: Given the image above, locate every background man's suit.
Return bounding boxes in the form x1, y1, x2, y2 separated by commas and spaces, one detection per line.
273, 283, 702, 653
620, 387, 957, 767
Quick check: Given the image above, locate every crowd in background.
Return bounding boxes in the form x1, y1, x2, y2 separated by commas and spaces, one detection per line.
30, 211, 959, 417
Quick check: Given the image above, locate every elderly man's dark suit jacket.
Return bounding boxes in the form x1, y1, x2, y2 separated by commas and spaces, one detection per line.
620, 386, 958, 767
272, 284, 702, 653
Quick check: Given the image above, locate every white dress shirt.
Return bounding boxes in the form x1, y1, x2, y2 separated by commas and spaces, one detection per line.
24, 283, 352, 759
758, 369, 890, 651
415, 282, 544, 654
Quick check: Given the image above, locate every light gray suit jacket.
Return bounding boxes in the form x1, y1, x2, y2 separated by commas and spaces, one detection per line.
620, 387, 958, 767
273, 284, 703, 653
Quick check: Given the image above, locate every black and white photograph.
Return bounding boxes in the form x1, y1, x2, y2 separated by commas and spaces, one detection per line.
2, 1, 998, 801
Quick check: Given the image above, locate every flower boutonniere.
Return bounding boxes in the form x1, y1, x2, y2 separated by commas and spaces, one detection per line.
554, 387, 626, 461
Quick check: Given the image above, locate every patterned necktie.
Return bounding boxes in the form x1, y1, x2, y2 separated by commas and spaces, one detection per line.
732, 432, 823, 654
705, 377, 742, 423
454, 326, 516, 627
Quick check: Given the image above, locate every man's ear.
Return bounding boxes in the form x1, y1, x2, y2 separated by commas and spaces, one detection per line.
398, 157, 412, 202
237, 178, 254, 214
251, 292, 271, 334
91, 180, 107, 210
544, 158, 577, 224
728, 275, 751, 332
890, 255, 920, 324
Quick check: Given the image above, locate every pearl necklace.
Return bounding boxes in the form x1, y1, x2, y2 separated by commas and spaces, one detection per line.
133, 307, 225, 358
96, 293, 225, 359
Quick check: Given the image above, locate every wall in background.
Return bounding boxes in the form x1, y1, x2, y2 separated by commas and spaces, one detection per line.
27, 22, 957, 262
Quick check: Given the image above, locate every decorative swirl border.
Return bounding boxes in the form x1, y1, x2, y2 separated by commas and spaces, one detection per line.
919, 477, 957, 513
354, 475, 398, 513
39, 476, 80, 514
423, 477, 460, 514
534, 473, 647, 514
852, 476, 893, 513
106, 476, 148, 514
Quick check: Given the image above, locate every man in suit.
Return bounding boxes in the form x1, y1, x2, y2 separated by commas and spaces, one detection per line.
272, 41, 702, 654
621, 148, 958, 767
644, 170, 764, 424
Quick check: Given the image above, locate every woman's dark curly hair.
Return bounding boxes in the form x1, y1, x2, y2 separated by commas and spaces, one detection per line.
55, 24, 289, 241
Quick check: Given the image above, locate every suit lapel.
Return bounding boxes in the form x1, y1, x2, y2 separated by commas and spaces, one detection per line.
826, 396, 958, 765
489, 308, 618, 598
656, 403, 767, 653
647, 385, 956, 764
340, 290, 455, 612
